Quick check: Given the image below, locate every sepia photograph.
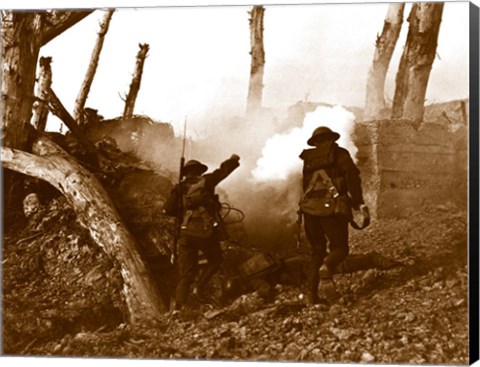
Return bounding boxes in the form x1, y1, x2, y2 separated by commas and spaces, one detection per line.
1, 0, 478, 365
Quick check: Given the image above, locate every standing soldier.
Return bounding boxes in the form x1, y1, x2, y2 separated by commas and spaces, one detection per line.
164, 154, 240, 311
299, 126, 369, 305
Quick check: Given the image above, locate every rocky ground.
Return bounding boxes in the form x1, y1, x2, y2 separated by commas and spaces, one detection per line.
2, 193, 469, 364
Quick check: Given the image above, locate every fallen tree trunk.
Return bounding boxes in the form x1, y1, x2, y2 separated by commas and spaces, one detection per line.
1, 136, 168, 324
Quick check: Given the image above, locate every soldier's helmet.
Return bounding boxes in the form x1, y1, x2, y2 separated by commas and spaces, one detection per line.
183, 159, 208, 176
307, 126, 340, 146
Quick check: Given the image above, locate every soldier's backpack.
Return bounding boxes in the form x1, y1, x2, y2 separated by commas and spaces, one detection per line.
300, 169, 338, 216
183, 176, 210, 210
180, 177, 220, 238
300, 168, 350, 220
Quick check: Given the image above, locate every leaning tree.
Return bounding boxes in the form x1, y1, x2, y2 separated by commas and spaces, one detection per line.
73, 9, 115, 125
1, 9, 168, 325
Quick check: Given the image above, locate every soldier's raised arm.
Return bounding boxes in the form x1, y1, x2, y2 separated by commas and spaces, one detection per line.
206, 154, 240, 188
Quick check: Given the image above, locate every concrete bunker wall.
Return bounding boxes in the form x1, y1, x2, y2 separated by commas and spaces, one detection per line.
354, 120, 467, 218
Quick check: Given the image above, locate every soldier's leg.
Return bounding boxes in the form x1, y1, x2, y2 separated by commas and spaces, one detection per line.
196, 236, 222, 294
321, 216, 349, 273
175, 237, 198, 309
304, 214, 327, 303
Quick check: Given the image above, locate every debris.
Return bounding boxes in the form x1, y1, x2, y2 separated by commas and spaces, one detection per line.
361, 351, 375, 363
3, 167, 469, 364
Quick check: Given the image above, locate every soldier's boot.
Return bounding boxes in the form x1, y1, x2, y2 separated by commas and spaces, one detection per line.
305, 290, 321, 306
305, 276, 322, 306
318, 264, 340, 303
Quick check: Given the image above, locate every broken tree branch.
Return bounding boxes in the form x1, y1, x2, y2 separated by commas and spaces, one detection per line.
39, 10, 94, 46
46, 86, 99, 165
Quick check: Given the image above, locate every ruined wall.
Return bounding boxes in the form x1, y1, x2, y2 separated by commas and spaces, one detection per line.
354, 119, 467, 218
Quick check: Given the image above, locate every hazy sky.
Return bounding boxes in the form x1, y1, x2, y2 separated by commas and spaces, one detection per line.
0, 1, 472, 134
5, 1, 465, 133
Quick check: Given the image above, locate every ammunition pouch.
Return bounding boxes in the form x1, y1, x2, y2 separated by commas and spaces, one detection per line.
181, 207, 217, 238
300, 189, 336, 216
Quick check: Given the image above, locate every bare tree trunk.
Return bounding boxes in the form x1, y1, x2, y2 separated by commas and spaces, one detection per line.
73, 9, 115, 124
391, 36, 409, 119
31, 57, 53, 132
1, 10, 93, 212
392, 3, 444, 121
1, 137, 168, 324
246, 6, 265, 117
364, 3, 405, 120
1, 13, 42, 211
123, 43, 149, 119
1, 12, 40, 151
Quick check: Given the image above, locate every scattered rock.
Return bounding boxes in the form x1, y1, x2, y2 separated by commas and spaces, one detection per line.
361, 351, 375, 363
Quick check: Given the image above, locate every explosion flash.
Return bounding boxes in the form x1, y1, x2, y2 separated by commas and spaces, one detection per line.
251, 105, 357, 182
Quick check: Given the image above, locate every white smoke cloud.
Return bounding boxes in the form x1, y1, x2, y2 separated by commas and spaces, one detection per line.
251, 105, 356, 182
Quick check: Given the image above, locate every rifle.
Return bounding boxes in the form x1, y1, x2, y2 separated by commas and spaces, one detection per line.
296, 207, 303, 252
171, 116, 188, 265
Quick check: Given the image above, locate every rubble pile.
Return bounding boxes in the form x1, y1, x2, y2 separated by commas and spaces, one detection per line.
3, 192, 468, 363
3, 196, 125, 354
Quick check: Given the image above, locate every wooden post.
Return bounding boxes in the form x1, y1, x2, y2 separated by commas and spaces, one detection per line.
364, 3, 405, 120
246, 6, 265, 117
73, 9, 115, 124
1, 137, 168, 324
123, 43, 150, 119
